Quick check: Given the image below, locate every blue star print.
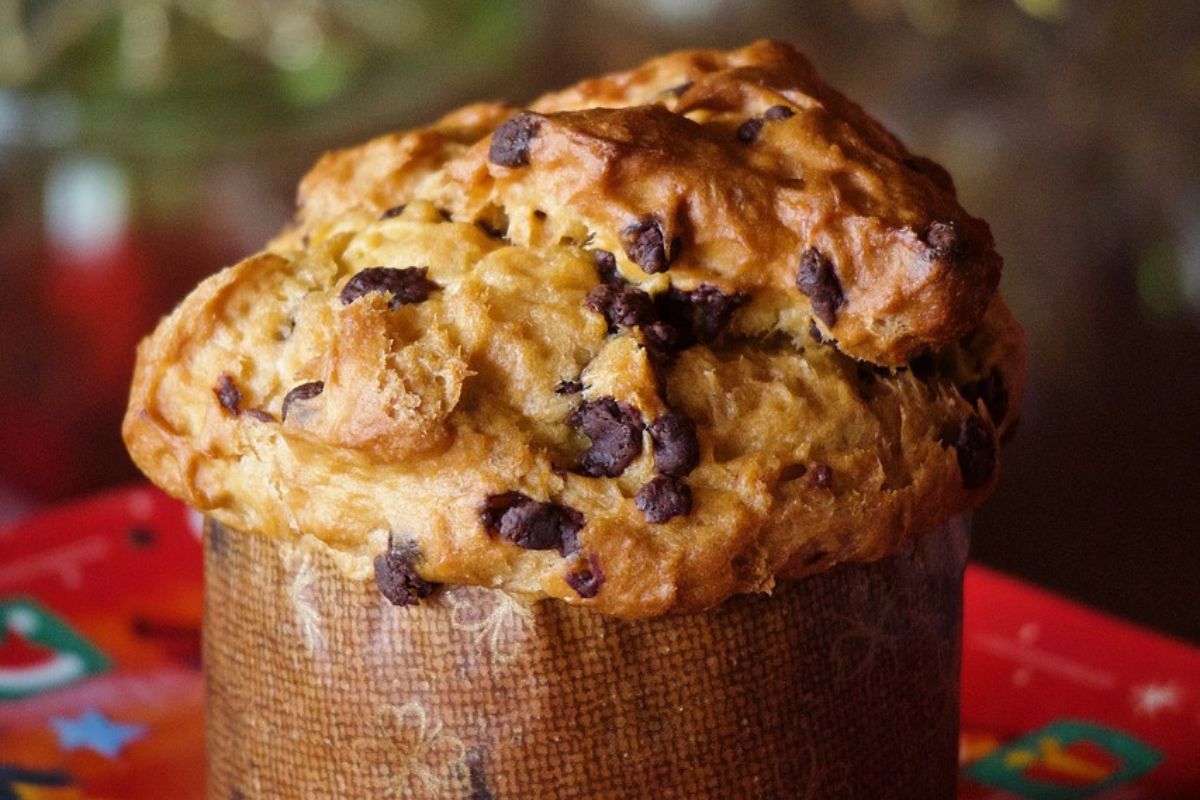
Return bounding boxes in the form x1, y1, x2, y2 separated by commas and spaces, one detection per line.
51, 709, 147, 758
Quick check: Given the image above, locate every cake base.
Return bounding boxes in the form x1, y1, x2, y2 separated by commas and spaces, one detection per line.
204, 516, 968, 799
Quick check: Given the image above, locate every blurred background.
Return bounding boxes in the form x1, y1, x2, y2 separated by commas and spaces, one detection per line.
0, 0, 1196, 638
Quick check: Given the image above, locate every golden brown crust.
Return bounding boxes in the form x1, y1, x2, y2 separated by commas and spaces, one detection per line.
124, 41, 1025, 617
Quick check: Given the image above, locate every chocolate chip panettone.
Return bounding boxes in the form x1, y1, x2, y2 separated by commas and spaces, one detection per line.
123, 39, 1024, 619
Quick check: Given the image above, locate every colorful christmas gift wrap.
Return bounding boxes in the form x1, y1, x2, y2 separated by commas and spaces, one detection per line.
958, 567, 1200, 799
0, 487, 204, 800
0, 486, 1197, 799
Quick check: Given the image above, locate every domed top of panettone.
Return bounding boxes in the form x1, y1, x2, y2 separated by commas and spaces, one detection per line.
124, 40, 1025, 617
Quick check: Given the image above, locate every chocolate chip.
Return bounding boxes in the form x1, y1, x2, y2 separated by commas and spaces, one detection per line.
809, 463, 834, 490
621, 217, 675, 274
763, 104, 795, 121
635, 475, 692, 523
923, 221, 965, 262
736, 117, 765, 144
591, 249, 620, 284
952, 415, 996, 490
960, 367, 1008, 425
499, 503, 573, 550
281, 381, 324, 422
569, 397, 644, 478
655, 283, 749, 346
642, 320, 685, 353
479, 491, 524, 533
380, 204, 406, 220
796, 247, 846, 327
244, 408, 276, 423
215, 374, 241, 415
480, 492, 584, 552
680, 283, 750, 340
374, 538, 439, 607
555, 380, 583, 395
648, 411, 700, 477
340, 266, 438, 309
488, 112, 542, 168
565, 555, 605, 599
585, 282, 657, 330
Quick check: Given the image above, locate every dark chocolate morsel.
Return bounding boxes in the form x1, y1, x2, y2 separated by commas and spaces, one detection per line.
488, 112, 542, 168
796, 247, 846, 327
959, 367, 1009, 424
635, 475, 693, 524
591, 249, 620, 284
923, 221, 965, 262
373, 538, 440, 607
654, 283, 748, 347
480, 492, 584, 553
642, 320, 685, 353
621, 217, 675, 274
554, 380, 583, 395
244, 408, 276, 423
479, 491, 525, 534
808, 463, 834, 490
281, 381, 325, 422
215, 374, 242, 415
585, 282, 657, 330
498, 502, 570, 550
380, 204, 406, 220
648, 411, 701, 477
953, 415, 996, 490
339, 266, 439, 309
565, 555, 605, 599
681, 283, 750, 340
569, 397, 644, 478
763, 104, 796, 121
736, 117, 765, 144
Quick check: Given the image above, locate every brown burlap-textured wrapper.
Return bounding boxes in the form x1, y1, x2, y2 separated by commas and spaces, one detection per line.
204, 515, 969, 799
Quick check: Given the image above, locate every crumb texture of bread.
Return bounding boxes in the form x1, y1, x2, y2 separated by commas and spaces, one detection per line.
125, 40, 1026, 617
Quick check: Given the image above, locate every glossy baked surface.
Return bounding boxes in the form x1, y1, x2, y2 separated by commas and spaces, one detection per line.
124, 40, 1025, 617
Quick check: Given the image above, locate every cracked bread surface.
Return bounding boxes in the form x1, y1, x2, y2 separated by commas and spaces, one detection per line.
124, 40, 1025, 617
